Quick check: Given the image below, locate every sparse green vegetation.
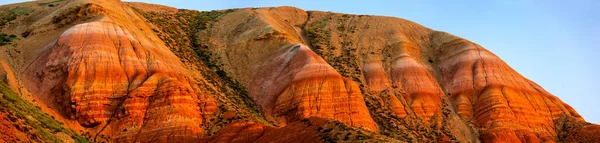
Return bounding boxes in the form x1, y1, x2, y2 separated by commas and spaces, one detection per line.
305, 12, 364, 81
0, 33, 18, 46
184, 9, 274, 126
1, 6, 34, 27
189, 9, 235, 48
8, 7, 35, 15
130, 6, 271, 128
306, 12, 333, 53
0, 82, 90, 142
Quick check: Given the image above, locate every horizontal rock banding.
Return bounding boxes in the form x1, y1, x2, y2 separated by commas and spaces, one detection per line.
433, 32, 583, 142
28, 19, 216, 141
3, 1, 595, 142
362, 60, 391, 92
389, 54, 443, 119
252, 44, 378, 131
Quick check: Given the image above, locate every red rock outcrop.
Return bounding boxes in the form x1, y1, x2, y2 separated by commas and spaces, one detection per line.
203, 7, 378, 131
0, 0, 598, 142
27, 19, 216, 142
431, 32, 583, 142
192, 6, 600, 142
251, 44, 378, 131
295, 10, 596, 142
21, 1, 216, 142
300, 11, 448, 122
389, 54, 443, 119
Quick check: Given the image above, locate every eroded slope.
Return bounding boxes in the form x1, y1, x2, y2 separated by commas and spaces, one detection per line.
177, 6, 597, 143
0, 0, 597, 142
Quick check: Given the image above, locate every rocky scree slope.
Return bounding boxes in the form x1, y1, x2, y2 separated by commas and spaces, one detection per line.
0, 0, 598, 142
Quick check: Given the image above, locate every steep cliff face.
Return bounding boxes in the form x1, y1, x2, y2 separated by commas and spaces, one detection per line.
0, 0, 597, 142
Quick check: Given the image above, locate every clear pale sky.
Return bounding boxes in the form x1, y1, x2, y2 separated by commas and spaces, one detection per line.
3, 0, 598, 123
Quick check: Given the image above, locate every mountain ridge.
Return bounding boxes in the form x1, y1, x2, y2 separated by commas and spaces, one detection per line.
0, 0, 597, 142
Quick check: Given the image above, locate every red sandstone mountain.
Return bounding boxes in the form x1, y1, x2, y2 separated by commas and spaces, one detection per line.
0, 0, 598, 142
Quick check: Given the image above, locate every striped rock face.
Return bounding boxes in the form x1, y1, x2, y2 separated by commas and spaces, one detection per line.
3, 0, 597, 142
198, 6, 598, 142
432, 34, 583, 142
362, 53, 444, 119
389, 54, 443, 119
30, 20, 216, 142
251, 44, 378, 131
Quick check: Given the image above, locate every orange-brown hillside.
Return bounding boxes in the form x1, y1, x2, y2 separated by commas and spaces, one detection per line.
0, 0, 598, 142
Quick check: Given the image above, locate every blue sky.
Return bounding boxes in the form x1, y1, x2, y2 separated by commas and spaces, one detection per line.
3, 0, 598, 123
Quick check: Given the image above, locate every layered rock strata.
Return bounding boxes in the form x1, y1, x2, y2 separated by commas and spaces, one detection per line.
0, 0, 596, 142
